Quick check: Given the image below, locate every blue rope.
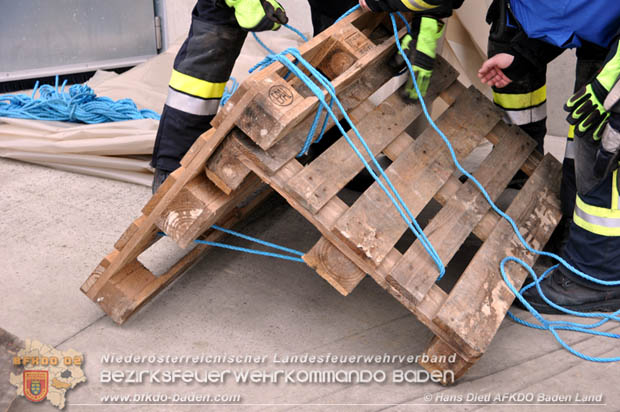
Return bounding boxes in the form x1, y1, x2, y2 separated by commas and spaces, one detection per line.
249, 47, 446, 277
158, 227, 305, 263
220, 77, 240, 106
387, 14, 619, 362
284, 23, 309, 42
246, 8, 619, 361
335, 4, 361, 23
395, 12, 412, 34
0, 76, 160, 123
210, 225, 304, 257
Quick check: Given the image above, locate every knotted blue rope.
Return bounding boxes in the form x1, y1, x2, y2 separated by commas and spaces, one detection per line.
0, 76, 160, 123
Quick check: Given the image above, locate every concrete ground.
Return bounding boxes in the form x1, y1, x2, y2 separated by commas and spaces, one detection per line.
1, 147, 619, 411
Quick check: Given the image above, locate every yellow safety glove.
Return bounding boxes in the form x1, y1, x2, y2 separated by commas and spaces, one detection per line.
391, 16, 444, 101
565, 41, 620, 140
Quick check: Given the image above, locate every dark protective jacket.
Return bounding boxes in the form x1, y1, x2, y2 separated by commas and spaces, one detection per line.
196, 0, 359, 25
365, 0, 464, 19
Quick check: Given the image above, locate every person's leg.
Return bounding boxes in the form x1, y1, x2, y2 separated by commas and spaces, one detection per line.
560, 42, 609, 218
522, 130, 620, 313
151, 1, 247, 192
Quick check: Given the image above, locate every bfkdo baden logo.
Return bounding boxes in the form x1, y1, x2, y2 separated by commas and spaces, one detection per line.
23, 370, 49, 402
10, 339, 86, 409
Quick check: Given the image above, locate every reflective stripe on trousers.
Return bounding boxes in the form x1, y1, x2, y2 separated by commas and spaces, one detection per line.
573, 169, 620, 236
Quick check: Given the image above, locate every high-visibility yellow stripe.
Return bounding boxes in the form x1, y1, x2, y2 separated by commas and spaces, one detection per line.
169, 70, 227, 100
493, 85, 547, 110
613, 169, 619, 211
573, 194, 620, 236
568, 125, 575, 139
401, 0, 437, 11
576, 194, 620, 219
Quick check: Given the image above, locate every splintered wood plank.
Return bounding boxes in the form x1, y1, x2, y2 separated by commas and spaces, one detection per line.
419, 336, 475, 385
334, 86, 500, 266
484, 125, 544, 176
303, 237, 366, 296
155, 173, 263, 249
142, 169, 179, 215
180, 128, 217, 168
381, 81, 466, 162
387, 123, 537, 306
114, 215, 150, 251
433, 155, 562, 359
81, 251, 119, 294
285, 60, 458, 214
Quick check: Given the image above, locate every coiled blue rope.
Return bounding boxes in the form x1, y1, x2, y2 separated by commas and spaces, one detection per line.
0, 76, 160, 123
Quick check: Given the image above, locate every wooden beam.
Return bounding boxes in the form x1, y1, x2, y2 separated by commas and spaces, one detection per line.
303, 237, 366, 296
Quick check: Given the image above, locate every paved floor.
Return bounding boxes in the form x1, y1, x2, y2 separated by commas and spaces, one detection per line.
1, 150, 619, 411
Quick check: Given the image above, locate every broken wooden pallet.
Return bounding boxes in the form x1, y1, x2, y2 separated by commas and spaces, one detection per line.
81, 8, 563, 384
81, 9, 406, 324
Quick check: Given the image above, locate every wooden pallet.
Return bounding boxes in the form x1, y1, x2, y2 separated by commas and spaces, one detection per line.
81, 9, 563, 384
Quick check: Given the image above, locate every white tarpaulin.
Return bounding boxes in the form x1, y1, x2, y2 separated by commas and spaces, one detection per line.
0, 3, 490, 186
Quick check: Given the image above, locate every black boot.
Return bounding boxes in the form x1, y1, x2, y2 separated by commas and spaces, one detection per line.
520, 269, 620, 314
152, 168, 171, 194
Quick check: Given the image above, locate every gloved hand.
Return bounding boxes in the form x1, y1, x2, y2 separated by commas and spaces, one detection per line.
225, 0, 288, 31
390, 16, 445, 101
564, 82, 609, 141
565, 42, 620, 140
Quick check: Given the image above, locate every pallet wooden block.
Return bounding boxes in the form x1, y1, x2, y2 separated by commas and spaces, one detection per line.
82, 9, 563, 384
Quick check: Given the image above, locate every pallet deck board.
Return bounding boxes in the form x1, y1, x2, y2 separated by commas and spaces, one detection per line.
433, 155, 562, 358
333, 85, 499, 267
387, 122, 537, 305
284, 59, 458, 215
